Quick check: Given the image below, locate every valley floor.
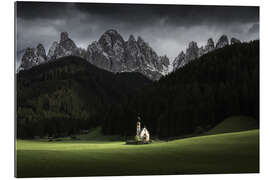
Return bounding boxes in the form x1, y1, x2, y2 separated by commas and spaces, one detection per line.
16, 129, 259, 177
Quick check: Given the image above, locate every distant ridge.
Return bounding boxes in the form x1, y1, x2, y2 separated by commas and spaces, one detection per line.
172, 35, 241, 70
19, 30, 170, 80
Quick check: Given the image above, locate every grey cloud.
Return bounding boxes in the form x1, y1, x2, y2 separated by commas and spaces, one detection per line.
17, 2, 259, 27
249, 23, 259, 34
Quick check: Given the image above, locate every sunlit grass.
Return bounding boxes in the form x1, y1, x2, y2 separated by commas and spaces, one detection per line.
16, 129, 259, 177
205, 116, 258, 135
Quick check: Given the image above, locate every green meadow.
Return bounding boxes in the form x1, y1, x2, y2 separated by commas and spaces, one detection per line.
204, 116, 259, 135
16, 117, 259, 178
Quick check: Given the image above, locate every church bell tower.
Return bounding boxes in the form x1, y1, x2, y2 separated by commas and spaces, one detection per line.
136, 115, 141, 136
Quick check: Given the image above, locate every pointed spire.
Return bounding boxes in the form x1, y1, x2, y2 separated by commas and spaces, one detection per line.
128, 34, 136, 42
60, 32, 69, 42
216, 34, 229, 48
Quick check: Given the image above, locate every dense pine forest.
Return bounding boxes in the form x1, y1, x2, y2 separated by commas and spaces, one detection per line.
16, 57, 152, 138
102, 40, 259, 138
17, 40, 259, 139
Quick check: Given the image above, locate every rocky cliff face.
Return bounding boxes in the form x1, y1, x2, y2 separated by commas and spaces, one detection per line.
173, 35, 239, 71
124, 35, 141, 71
173, 51, 185, 70
205, 38, 215, 53
159, 55, 170, 74
86, 41, 113, 72
20, 43, 47, 70
19, 31, 241, 79
47, 32, 79, 60
172, 41, 199, 70
231, 37, 241, 44
86, 29, 169, 80
19, 30, 169, 80
216, 35, 229, 49
185, 41, 199, 65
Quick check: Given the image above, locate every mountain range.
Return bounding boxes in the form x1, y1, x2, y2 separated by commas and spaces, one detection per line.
18, 29, 241, 80
172, 35, 241, 70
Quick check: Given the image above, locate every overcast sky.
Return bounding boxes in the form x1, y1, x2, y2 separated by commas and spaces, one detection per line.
16, 2, 259, 62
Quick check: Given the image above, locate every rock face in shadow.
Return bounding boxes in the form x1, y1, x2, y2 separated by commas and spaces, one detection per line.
47, 32, 79, 60
19, 30, 169, 80
216, 35, 229, 49
231, 37, 241, 45
20, 43, 47, 70
173, 35, 240, 71
19, 31, 242, 79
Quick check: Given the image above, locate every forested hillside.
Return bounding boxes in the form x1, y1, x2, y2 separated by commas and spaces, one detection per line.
102, 40, 259, 138
17, 56, 152, 138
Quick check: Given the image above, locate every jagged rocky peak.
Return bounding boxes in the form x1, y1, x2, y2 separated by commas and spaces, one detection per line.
105, 29, 121, 37
60, 32, 69, 42
126, 35, 139, 49
198, 46, 205, 57
231, 37, 241, 45
137, 36, 151, 50
20, 48, 36, 70
86, 41, 112, 71
47, 41, 59, 60
98, 29, 125, 63
125, 35, 141, 69
173, 41, 199, 71
84, 30, 168, 80
173, 51, 185, 70
157, 55, 170, 75
126, 34, 168, 78
20, 43, 47, 70
205, 38, 215, 52
137, 36, 144, 44
128, 34, 136, 42
47, 32, 78, 61
99, 29, 125, 48
59, 32, 77, 52
36, 43, 47, 60
87, 41, 102, 53
18, 29, 169, 80
173, 35, 243, 71
137, 36, 158, 59
216, 35, 229, 49
186, 41, 199, 61
160, 55, 170, 66
126, 35, 138, 49
178, 51, 185, 59
86, 41, 101, 59
188, 41, 198, 49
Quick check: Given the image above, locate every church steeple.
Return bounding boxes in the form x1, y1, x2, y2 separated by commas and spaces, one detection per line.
136, 114, 141, 136
134, 113, 150, 143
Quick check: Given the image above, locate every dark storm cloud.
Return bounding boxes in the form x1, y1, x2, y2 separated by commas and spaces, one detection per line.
17, 2, 259, 27
16, 2, 259, 63
16, 2, 73, 19
76, 4, 259, 27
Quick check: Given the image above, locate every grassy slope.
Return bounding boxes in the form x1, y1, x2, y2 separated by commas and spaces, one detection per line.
75, 127, 121, 141
57, 127, 121, 141
205, 116, 259, 135
16, 129, 259, 177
